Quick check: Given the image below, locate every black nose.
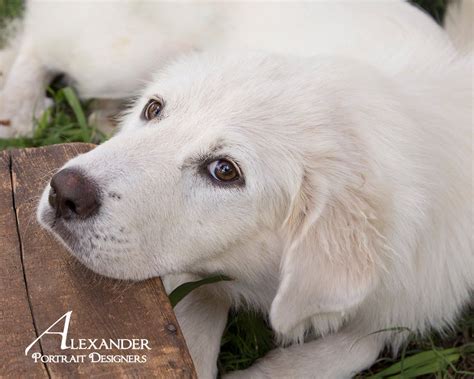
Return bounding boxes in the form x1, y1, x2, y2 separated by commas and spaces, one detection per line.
49, 168, 100, 219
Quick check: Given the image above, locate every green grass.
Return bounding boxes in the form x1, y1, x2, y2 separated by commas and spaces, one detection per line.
218, 310, 275, 374
0, 0, 22, 25
0, 87, 106, 150
0, 0, 22, 46
357, 313, 474, 378
1, 1, 473, 377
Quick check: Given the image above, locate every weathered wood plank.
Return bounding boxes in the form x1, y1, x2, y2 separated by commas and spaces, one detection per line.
10, 143, 195, 378
0, 150, 48, 378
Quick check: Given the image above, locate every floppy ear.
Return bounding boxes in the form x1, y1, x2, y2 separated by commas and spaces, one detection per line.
270, 169, 387, 338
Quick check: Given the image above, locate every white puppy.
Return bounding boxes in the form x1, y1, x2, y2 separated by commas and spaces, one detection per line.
37, 5, 473, 379
1, 0, 451, 137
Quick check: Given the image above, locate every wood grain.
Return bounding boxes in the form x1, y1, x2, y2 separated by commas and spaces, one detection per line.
0, 150, 48, 378
4, 143, 196, 378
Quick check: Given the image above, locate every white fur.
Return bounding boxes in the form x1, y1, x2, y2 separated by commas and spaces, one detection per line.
1, 0, 451, 137
34, 2, 473, 379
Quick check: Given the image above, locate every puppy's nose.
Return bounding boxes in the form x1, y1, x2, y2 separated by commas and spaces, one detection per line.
49, 168, 100, 219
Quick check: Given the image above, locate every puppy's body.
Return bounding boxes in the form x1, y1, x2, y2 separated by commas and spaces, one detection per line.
32, 1, 473, 378
0, 1, 450, 137
37, 14, 473, 379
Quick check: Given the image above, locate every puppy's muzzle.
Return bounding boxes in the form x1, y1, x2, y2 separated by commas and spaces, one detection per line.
49, 168, 100, 220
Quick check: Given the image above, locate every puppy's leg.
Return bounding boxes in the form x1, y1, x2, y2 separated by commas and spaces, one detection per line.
0, 45, 17, 89
0, 38, 51, 138
224, 328, 383, 379
163, 275, 231, 379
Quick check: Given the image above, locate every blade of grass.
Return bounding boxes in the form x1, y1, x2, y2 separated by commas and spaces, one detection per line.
368, 348, 461, 378
399, 353, 460, 377
168, 275, 232, 308
62, 87, 88, 131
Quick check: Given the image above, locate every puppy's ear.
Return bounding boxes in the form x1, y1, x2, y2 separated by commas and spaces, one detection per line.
270, 168, 386, 338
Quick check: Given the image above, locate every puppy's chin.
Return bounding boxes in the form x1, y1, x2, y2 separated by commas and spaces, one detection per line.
39, 223, 153, 282
37, 191, 153, 281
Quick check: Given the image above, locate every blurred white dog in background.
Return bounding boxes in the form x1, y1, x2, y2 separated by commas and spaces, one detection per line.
36, 1, 472, 378
0, 0, 461, 138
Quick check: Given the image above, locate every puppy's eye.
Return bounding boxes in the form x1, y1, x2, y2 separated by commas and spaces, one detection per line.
142, 98, 164, 120
207, 159, 241, 182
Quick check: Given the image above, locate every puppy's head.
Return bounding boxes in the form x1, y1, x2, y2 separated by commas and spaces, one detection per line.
38, 52, 391, 336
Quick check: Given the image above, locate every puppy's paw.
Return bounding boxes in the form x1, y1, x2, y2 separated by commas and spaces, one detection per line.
0, 114, 35, 138
0, 112, 37, 138
0, 94, 52, 138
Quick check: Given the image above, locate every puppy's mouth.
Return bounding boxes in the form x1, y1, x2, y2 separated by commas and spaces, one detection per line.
39, 214, 121, 278
38, 205, 93, 260
38, 194, 148, 281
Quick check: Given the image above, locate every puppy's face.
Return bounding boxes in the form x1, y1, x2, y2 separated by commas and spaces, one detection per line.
37, 53, 377, 286
37, 54, 294, 279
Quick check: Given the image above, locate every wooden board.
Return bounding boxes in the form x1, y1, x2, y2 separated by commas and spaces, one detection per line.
0, 150, 48, 378
1, 144, 196, 378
